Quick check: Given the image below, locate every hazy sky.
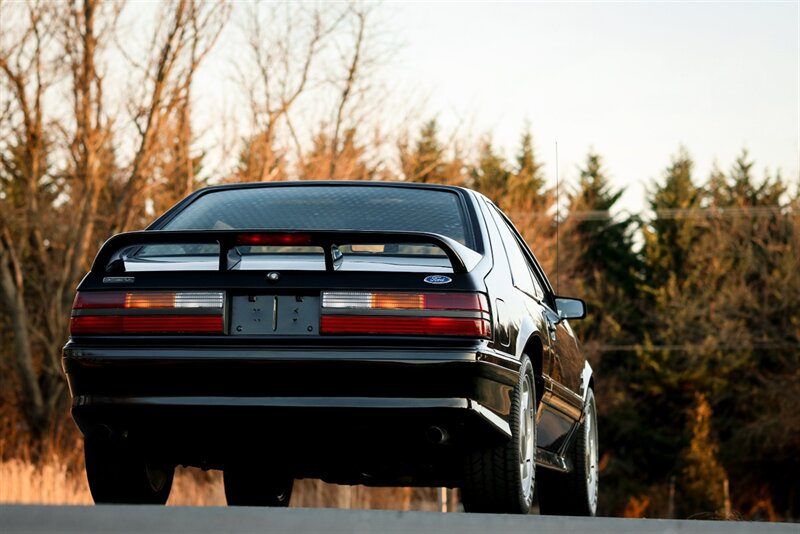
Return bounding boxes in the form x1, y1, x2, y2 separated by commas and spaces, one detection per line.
381, 1, 799, 213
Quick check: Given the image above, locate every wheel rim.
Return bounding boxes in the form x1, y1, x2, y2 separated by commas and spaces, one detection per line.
518, 374, 535, 502
585, 396, 599, 514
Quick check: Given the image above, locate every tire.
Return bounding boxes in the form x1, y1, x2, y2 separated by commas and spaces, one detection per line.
461, 355, 536, 514
538, 388, 599, 516
84, 435, 174, 504
223, 464, 293, 507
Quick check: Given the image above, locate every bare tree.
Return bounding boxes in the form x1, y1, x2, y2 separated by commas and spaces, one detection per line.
230, 1, 346, 182
327, 5, 368, 180
231, 1, 395, 183
0, 0, 228, 435
0, 0, 77, 431
116, 0, 229, 230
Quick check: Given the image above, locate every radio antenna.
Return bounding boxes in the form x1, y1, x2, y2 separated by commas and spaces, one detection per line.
555, 141, 560, 295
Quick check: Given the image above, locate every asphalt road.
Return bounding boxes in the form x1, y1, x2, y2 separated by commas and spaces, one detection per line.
1, 505, 798, 534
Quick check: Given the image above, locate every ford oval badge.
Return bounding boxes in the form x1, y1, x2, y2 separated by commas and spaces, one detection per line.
424, 275, 452, 285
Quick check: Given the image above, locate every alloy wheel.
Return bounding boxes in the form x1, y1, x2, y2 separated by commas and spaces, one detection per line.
518, 374, 535, 503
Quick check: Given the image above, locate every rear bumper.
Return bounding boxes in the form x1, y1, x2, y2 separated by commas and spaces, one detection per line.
63, 343, 520, 478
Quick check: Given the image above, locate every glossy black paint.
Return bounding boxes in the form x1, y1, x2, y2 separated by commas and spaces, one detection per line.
96, 229, 472, 274
63, 181, 591, 486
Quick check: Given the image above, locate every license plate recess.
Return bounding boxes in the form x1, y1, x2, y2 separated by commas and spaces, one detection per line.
230, 295, 320, 336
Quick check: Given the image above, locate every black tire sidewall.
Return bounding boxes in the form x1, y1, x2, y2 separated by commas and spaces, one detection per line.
514, 356, 536, 513
537, 387, 598, 517
460, 354, 537, 514
84, 436, 173, 504
223, 465, 293, 507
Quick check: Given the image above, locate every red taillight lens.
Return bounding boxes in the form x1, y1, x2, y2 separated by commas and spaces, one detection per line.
73, 292, 126, 309
424, 293, 489, 312
236, 233, 313, 246
70, 291, 224, 335
70, 315, 223, 334
320, 291, 491, 338
320, 316, 491, 337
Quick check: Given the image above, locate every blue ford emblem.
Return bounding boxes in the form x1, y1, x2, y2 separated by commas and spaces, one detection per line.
424, 275, 452, 285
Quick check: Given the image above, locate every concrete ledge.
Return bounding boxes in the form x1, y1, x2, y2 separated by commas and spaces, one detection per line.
1, 505, 797, 534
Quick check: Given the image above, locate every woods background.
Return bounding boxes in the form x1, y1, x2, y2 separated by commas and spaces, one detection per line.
1, 0, 798, 520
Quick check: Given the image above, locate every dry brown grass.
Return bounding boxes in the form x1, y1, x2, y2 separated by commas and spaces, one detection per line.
0, 456, 440, 510
0, 457, 92, 505
0, 413, 439, 509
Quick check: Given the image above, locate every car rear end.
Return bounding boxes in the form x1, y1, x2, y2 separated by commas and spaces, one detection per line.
63, 183, 518, 488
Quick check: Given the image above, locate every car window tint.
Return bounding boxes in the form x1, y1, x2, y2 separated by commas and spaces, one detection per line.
164, 186, 473, 249
488, 205, 543, 301
493, 207, 555, 303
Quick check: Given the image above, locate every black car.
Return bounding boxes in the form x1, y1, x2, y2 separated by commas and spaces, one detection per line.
63, 182, 598, 515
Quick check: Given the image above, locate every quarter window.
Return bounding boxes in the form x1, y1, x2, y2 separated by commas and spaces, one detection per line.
488, 205, 544, 301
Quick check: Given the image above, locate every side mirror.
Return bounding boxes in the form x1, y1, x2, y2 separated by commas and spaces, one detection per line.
555, 297, 586, 320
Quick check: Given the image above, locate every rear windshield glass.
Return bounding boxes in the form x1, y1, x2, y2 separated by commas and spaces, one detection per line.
162, 185, 473, 248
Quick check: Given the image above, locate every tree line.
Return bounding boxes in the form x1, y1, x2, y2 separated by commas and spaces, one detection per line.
1, 0, 798, 520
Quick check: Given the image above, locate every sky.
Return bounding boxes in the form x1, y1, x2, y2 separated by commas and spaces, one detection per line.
379, 1, 800, 214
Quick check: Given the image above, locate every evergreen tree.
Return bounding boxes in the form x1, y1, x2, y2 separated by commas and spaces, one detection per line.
509, 130, 546, 207
557, 153, 654, 517
299, 127, 371, 181
151, 110, 206, 215
713, 150, 786, 208
696, 152, 797, 518
411, 119, 445, 183
562, 152, 641, 310
642, 148, 704, 287
399, 119, 464, 185
680, 393, 728, 517
505, 130, 552, 230
232, 131, 287, 183
624, 150, 799, 519
470, 139, 510, 206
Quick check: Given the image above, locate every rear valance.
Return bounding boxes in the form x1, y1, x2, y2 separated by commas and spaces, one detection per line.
92, 230, 482, 274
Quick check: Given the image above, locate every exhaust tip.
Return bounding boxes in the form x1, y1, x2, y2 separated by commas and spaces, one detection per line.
426, 426, 449, 444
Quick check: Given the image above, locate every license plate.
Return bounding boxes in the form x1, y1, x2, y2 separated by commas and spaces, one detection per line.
230, 295, 320, 335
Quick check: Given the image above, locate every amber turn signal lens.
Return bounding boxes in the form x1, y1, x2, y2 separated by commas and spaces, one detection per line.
371, 293, 425, 309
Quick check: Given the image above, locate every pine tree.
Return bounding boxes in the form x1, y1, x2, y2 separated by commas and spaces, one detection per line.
509, 130, 546, 207
556, 152, 648, 516
232, 131, 287, 183
411, 119, 445, 183
562, 152, 641, 308
680, 393, 728, 517
628, 151, 799, 519
299, 128, 371, 181
399, 119, 463, 185
696, 151, 798, 518
470, 139, 510, 206
642, 148, 704, 286
505, 130, 552, 233
714, 150, 785, 208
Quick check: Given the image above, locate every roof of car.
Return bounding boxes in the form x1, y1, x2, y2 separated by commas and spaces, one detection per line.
191, 180, 474, 195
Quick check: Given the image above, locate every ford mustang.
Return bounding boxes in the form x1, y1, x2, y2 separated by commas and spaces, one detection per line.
63, 181, 598, 515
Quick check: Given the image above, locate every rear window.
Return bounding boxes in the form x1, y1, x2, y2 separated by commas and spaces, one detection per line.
162, 185, 473, 248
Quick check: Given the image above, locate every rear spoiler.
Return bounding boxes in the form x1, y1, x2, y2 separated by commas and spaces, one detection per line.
91, 230, 481, 274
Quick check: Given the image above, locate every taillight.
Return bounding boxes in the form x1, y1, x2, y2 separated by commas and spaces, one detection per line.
320, 291, 490, 338
70, 291, 224, 334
